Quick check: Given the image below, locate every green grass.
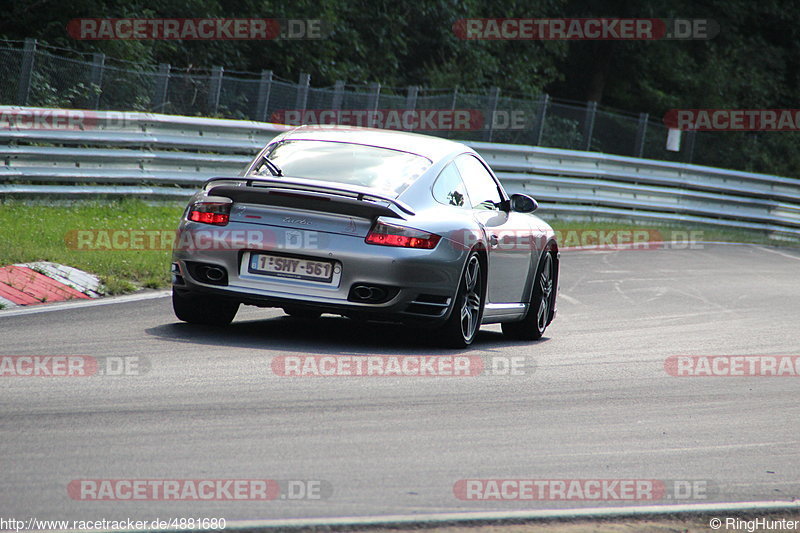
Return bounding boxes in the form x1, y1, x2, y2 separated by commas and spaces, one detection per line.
0, 199, 184, 295
0, 200, 797, 297
548, 218, 799, 248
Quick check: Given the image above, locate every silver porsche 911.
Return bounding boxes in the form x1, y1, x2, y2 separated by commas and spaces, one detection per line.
171, 126, 559, 347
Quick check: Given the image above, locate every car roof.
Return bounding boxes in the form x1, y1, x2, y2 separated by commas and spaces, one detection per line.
270, 126, 470, 162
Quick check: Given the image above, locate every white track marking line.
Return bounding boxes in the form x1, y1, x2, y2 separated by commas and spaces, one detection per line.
756, 245, 800, 262
558, 293, 581, 305
221, 501, 800, 531
49, 501, 800, 533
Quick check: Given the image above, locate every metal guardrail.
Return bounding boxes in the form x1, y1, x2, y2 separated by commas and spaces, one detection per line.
2, 107, 799, 239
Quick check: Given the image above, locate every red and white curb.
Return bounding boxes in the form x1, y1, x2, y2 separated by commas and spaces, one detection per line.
0, 262, 101, 309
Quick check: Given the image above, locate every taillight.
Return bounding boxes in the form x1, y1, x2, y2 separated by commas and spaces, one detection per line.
188, 201, 230, 226
365, 221, 441, 249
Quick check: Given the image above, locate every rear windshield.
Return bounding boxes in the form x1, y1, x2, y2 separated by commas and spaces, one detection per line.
250, 140, 432, 197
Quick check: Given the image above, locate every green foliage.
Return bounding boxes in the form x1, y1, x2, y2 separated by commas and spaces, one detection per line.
2, 0, 796, 108
0, 198, 183, 292
541, 115, 583, 150
100, 276, 138, 295
2, 0, 800, 176
0, 0, 567, 94
29, 71, 101, 108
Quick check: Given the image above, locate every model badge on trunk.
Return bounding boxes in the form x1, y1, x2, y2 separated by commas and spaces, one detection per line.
283, 217, 311, 225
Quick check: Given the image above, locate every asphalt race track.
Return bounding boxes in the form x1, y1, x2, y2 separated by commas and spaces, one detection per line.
1, 243, 799, 525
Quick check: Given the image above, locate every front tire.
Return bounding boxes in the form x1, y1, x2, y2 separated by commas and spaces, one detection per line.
438, 252, 484, 348
172, 290, 239, 326
502, 248, 555, 340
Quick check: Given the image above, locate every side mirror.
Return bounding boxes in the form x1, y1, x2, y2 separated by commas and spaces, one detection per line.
510, 193, 538, 213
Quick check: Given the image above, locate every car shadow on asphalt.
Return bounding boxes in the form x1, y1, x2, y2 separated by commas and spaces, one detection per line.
145, 314, 550, 355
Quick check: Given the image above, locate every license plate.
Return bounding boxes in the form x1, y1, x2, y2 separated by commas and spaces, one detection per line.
248, 253, 335, 282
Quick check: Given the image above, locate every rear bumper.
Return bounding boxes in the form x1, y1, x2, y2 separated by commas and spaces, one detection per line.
171, 225, 467, 326
172, 281, 450, 327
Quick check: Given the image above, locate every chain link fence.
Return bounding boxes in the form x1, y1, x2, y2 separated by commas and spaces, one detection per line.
0, 38, 792, 176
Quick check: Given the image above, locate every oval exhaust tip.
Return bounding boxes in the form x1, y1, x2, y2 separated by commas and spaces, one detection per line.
353, 285, 374, 300
204, 267, 225, 282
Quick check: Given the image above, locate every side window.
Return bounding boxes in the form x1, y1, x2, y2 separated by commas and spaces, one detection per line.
455, 155, 503, 210
432, 162, 471, 208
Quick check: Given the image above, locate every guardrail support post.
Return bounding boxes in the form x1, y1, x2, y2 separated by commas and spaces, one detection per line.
88, 53, 105, 109
16, 38, 37, 106
684, 131, 697, 163
255, 70, 273, 122
367, 82, 381, 127
295, 73, 310, 111
484, 86, 500, 142
634, 112, 649, 157
404, 86, 418, 131
583, 101, 597, 151
367, 82, 381, 111
533, 93, 549, 146
331, 80, 345, 110
152, 63, 171, 112
207, 66, 224, 116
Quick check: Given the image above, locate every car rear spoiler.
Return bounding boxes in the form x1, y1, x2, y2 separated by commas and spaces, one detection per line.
203, 177, 415, 220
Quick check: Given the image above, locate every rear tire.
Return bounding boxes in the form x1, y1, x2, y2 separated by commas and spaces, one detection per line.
172, 290, 238, 326
502, 248, 555, 341
438, 252, 484, 348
